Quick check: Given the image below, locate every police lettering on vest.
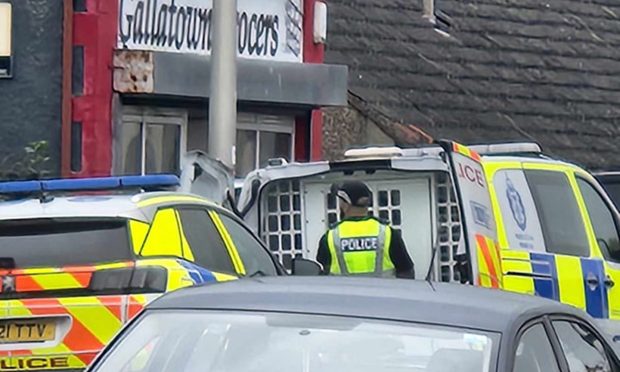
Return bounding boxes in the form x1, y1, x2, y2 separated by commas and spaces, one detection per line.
340, 236, 379, 252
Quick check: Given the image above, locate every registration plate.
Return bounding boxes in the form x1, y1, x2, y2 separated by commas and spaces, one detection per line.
0, 319, 56, 343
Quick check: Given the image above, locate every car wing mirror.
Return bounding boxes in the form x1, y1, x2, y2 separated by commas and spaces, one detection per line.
292, 258, 322, 276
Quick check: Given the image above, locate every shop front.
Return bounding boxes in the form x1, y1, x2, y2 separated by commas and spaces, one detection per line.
69, 0, 347, 179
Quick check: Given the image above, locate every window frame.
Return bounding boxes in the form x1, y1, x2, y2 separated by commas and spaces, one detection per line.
547, 314, 620, 371
511, 317, 567, 372
216, 209, 285, 276
575, 175, 620, 263
118, 107, 188, 175
236, 113, 295, 175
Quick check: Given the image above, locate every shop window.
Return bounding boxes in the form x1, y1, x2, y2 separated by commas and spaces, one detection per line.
235, 114, 294, 177
118, 109, 187, 175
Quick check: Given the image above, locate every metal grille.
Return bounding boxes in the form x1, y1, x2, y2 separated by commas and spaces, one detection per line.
325, 186, 402, 232
435, 172, 462, 282
261, 180, 303, 270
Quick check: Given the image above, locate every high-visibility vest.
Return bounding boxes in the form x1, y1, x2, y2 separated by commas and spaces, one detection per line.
326, 218, 395, 276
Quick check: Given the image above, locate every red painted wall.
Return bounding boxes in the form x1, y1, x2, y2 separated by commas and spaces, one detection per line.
71, 0, 117, 177
302, 0, 326, 161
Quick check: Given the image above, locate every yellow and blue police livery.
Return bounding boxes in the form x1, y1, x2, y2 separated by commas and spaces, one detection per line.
0, 175, 281, 371
481, 153, 620, 326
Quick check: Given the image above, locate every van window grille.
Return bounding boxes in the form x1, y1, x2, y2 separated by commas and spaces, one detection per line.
261, 180, 303, 270
435, 172, 462, 283
325, 187, 402, 232
259, 175, 461, 280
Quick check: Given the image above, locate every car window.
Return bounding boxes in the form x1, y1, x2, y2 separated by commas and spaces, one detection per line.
514, 323, 560, 372
553, 321, 616, 372
92, 310, 498, 372
524, 170, 589, 257
577, 178, 620, 263
177, 208, 236, 275
218, 213, 278, 276
0, 218, 132, 268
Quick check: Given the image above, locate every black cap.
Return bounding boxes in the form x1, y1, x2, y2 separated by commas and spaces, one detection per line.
334, 181, 371, 207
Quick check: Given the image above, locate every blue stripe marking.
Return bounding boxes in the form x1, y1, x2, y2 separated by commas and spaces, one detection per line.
530, 253, 560, 301
580, 258, 609, 319
177, 260, 217, 284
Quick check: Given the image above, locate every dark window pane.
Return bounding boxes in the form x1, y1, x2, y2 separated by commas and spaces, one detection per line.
577, 178, 620, 262
514, 324, 560, 372
525, 170, 589, 257
0, 219, 132, 268
391, 190, 401, 206
145, 124, 180, 174
392, 210, 402, 225
177, 209, 235, 274
267, 195, 277, 212
268, 216, 278, 231
268, 235, 279, 251
218, 214, 277, 276
120, 121, 142, 175
259, 132, 291, 167
280, 195, 290, 212
281, 215, 290, 230
379, 191, 388, 207
293, 214, 301, 230
553, 321, 613, 372
282, 235, 291, 251
70, 121, 82, 172
601, 183, 620, 211
235, 130, 257, 177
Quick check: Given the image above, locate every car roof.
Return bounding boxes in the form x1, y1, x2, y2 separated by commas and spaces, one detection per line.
149, 276, 586, 334
0, 191, 220, 223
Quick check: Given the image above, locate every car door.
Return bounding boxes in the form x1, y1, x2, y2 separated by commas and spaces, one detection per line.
215, 211, 280, 276
513, 322, 562, 372
550, 318, 620, 371
574, 175, 620, 321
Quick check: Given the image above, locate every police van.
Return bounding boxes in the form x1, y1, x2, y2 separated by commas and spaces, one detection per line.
235, 141, 620, 332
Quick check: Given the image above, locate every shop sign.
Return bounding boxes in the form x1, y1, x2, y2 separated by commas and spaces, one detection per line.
0, 2, 12, 77
118, 0, 303, 63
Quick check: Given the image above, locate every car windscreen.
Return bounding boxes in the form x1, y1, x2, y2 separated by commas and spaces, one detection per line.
0, 218, 133, 268
91, 310, 498, 372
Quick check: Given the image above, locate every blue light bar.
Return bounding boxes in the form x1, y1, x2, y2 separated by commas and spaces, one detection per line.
0, 180, 42, 194
121, 175, 179, 188
43, 177, 121, 191
0, 175, 180, 194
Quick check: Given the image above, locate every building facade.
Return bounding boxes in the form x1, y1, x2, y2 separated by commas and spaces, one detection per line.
0, 0, 347, 179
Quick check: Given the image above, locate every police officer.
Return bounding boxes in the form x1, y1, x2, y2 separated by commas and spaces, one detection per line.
316, 181, 415, 278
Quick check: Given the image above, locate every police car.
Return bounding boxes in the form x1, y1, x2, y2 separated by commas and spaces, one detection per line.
235, 141, 620, 333
0, 174, 283, 371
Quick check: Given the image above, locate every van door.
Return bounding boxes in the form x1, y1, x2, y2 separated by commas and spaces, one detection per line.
179, 151, 234, 206
441, 142, 500, 287
574, 175, 620, 321
489, 163, 602, 317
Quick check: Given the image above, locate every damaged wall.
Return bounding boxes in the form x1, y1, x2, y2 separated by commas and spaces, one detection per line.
322, 105, 393, 161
